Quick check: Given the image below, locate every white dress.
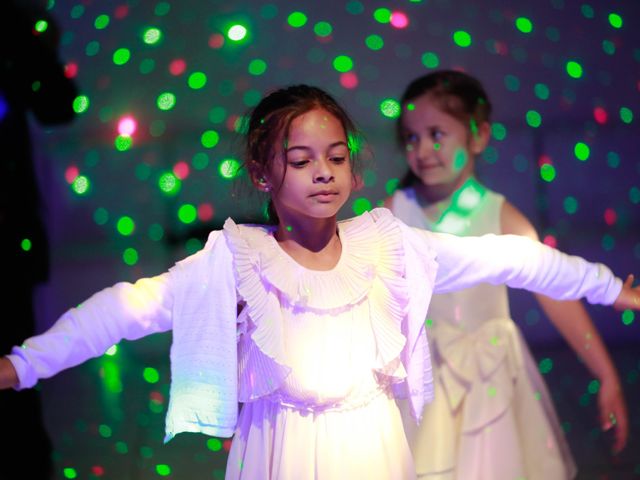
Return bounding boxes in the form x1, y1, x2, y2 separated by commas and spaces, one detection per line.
390, 185, 577, 480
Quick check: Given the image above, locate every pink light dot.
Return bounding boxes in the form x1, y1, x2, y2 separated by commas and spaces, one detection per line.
223, 439, 233, 452
390, 11, 409, 29
593, 107, 608, 124
118, 116, 137, 136
226, 114, 240, 132
340, 72, 359, 89
198, 203, 215, 222
64, 62, 78, 79
495, 41, 508, 56
173, 160, 190, 180
150, 391, 164, 403
604, 208, 617, 226
542, 235, 557, 248
114, 5, 129, 20
209, 33, 224, 49
65, 165, 79, 184
169, 58, 187, 76
538, 154, 552, 167
91, 465, 105, 476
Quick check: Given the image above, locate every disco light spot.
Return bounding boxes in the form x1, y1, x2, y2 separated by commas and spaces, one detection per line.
113, 48, 131, 66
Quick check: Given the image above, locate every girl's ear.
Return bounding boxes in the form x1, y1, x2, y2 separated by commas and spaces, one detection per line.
249, 161, 272, 192
470, 121, 491, 155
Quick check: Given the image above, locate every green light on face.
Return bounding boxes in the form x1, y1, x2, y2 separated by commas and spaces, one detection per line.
352, 197, 373, 215
248, 59, 267, 75
452, 148, 468, 171
421, 51, 440, 68
373, 8, 391, 23
540, 164, 556, 182
188, 72, 207, 90
157, 92, 176, 111
113, 48, 131, 66
453, 30, 472, 48
158, 172, 181, 195
433, 143, 441, 151
94, 14, 110, 30
333, 55, 354, 72
219, 158, 241, 179
178, 204, 197, 224
574, 142, 590, 161
287, 11, 308, 28
227, 24, 247, 41
526, 110, 542, 128
21, 238, 32, 251
380, 98, 401, 119
566, 60, 583, 79
365, 34, 384, 50
73, 95, 90, 114
347, 132, 362, 155
123, 247, 138, 266
117, 216, 135, 236
515, 17, 533, 33
314, 21, 332, 37
72, 175, 90, 195
35, 20, 49, 33
608, 13, 623, 29
201, 130, 220, 148
143, 27, 162, 45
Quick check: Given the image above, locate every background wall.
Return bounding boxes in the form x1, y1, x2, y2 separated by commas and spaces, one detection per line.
22, 0, 640, 478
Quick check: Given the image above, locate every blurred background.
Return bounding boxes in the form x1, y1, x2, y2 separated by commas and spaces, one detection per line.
12, 0, 640, 478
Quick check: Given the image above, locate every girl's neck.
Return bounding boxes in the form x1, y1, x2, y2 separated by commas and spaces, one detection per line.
413, 172, 474, 206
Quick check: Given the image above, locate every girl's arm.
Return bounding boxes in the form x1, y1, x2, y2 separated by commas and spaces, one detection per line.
2, 272, 174, 391
501, 200, 628, 454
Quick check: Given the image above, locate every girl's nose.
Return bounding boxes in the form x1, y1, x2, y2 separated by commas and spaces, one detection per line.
313, 158, 334, 183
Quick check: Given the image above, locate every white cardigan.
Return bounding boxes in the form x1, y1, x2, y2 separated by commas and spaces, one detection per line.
7, 210, 622, 442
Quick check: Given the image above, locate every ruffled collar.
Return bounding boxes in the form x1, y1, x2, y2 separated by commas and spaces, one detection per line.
224, 212, 382, 311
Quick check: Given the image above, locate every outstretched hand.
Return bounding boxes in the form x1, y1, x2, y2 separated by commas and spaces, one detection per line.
613, 275, 640, 311
598, 376, 629, 454
0, 357, 18, 390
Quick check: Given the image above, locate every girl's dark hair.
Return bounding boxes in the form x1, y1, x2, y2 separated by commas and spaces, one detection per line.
245, 84, 363, 223
397, 70, 492, 188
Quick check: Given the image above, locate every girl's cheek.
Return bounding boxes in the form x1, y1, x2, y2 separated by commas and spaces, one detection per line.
452, 147, 469, 172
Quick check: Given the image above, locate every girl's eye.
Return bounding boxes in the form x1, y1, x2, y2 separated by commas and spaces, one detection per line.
289, 159, 310, 168
404, 133, 418, 144
431, 130, 444, 141
330, 156, 346, 164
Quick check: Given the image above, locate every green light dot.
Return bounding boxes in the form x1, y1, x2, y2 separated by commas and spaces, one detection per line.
192, 152, 210, 170
385, 178, 399, 196
105, 345, 118, 356
201, 130, 220, 148
540, 164, 556, 182
208, 106, 227, 124
70, 5, 84, 19
156, 464, 171, 476
314, 21, 332, 37
185, 238, 203, 254
421, 51, 440, 68
72, 175, 90, 195
453, 30, 472, 47
85, 40, 100, 57
123, 247, 138, 266
620, 107, 633, 124
114, 135, 133, 151
287, 11, 308, 28
63, 468, 78, 479
73, 95, 90, 114
346, 1, 364, 15
34, 20, 48, 33
526, 110, 542, 128
94, 14, 110, 30
504, 74, 520, 92
140, 58, 155, 74
515, 17, 533, 33
563, 196, 578, 214
602, 40, 615, 55
98, 424, 113, 438
487, 386, 497, 397
243, 89, 262, 107
188, 72, 207, 90
143, 27, 162, 45
566, 60, 583, 79
539, 357, 553, 374
21, 238, 32, 251
373, 8, 391, 23
117, 216, 135, 236
365, 34, 384, 51
333, 55, 354, 72
352, 197, 372, 215
629, 186, 640, 204
149, 224, 164, 242
602, 234, 615, 251
581, 4, 594, 18
574, 142, 590, 161
178, 204, 197, 224
260, 4, 278, 19
94, 207, 109, 225
143, 367, 160, 384
155, 2, 170, 16
491, 122, 507, 140
608, 13, 623, 29
380, 98, 400, 119
113, 48, 131, 66
158, 172, 181, 195
534, 83, 550, 100
219, 158, 241, 179
587, 379, 600, 394
207, 438, 223, 451
227, 24, 247, 41
157, 92, 176, 111
622, 310, 635, 326
248, 59, 267, 75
